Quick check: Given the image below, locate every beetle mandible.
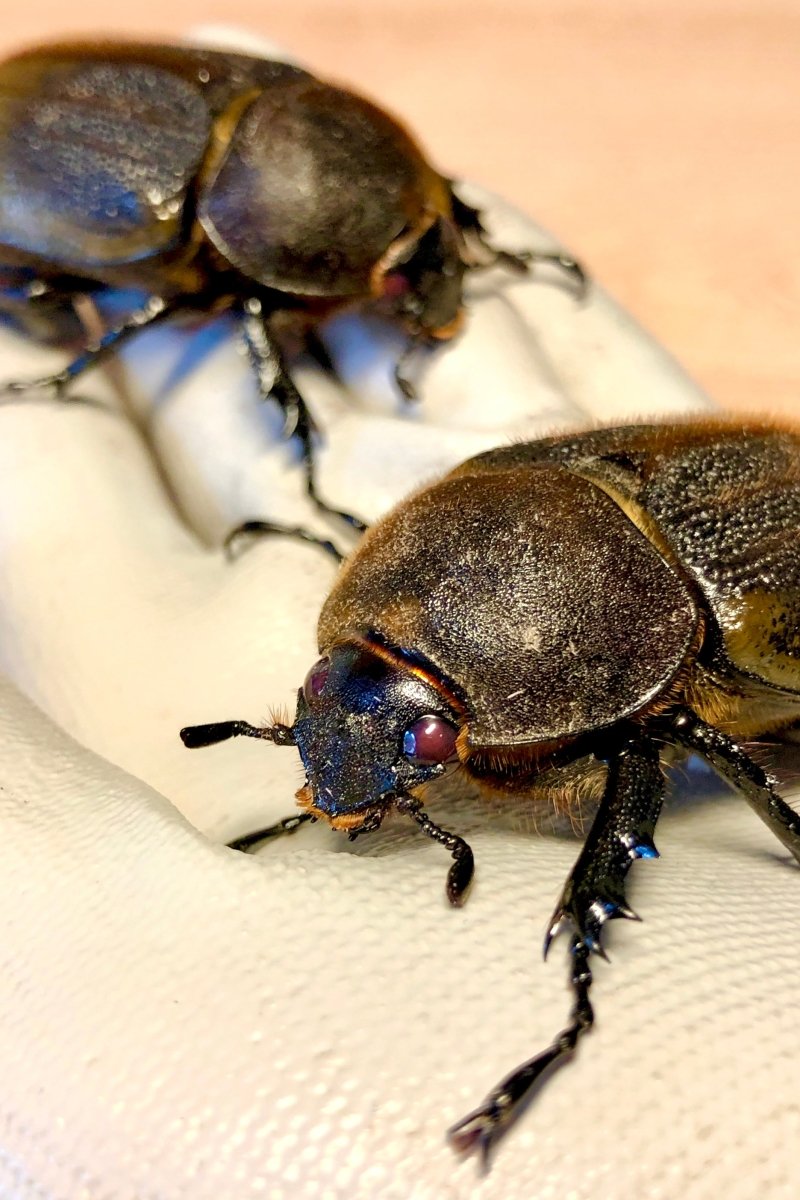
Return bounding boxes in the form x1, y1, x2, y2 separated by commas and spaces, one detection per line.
0, 39, 584, 531
180, 418, 800, 1163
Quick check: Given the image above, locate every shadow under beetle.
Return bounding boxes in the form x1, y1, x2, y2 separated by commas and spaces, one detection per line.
0, 39, 584, 532
181, 419, 800, 1164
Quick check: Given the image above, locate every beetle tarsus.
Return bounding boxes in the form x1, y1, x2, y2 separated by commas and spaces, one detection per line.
537, 251, 588, 298
448, 936, 594, 1167
396, 796, 475, 905
228, 812, 315, 853
1, 372, 70, 399
224, 520, 344, 563
510, 249, 588, 297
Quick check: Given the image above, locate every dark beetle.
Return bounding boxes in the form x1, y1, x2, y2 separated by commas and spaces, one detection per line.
0, 39, 583, 530
181, 419, 800, 1162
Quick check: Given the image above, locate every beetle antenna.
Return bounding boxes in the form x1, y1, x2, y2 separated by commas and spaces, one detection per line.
448, 935, 594, 1169
180, 720, 295, 749
396, 796, 474, 905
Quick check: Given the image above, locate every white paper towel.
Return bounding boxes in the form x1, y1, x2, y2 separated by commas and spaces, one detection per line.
0, 31, 797, 1200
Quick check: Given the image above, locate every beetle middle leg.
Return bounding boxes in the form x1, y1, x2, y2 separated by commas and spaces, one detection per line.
449, 728, 664, 1163
239, 297, 367, 536
671, 708, 800, 864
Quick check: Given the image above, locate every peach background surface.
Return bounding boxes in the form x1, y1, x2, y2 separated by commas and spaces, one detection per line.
0, 2, 797, 418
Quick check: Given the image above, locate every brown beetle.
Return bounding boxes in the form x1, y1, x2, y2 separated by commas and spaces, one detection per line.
180, 418, 800, 1163
0, 39, 584, 529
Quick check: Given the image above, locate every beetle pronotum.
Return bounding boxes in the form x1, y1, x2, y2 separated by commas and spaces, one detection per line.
181, 419, 800, 1163
0, 39, 584, 532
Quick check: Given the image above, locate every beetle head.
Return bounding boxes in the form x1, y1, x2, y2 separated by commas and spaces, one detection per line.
378, 218, 467, 341
292, 641, 461, 831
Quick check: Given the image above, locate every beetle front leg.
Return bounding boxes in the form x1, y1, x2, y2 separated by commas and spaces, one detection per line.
450, 191, 588, 297
449, 936, 593, 1168
545, 728, 664, 957
671, 708, 800, 864
228, 812, 315, 853
239, 298, 367, 535
449, 729, 663, 1164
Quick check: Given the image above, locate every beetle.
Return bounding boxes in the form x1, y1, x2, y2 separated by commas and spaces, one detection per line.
0, 39, 584, 531
179, 418, 800, 1163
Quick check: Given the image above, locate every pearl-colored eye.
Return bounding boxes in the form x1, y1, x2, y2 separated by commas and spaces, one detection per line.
402, 716, 458, 765
303, 657, 330, 703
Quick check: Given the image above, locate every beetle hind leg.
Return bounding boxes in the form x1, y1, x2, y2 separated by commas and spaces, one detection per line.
224, 520, 344, 564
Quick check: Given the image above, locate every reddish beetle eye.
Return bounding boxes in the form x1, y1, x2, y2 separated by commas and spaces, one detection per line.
382, 271, 411, 300
303, 657, 330, 703
402, 716, 458, 765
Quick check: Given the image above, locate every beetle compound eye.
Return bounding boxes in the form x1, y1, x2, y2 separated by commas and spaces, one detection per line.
303, 657, 330, 703
382, 271, 411, 300
402, 716, 458, 765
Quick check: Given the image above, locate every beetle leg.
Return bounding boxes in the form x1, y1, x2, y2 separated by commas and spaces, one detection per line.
448, 935, 593, 1168
240, 298, 367, 535
671, 708, 800, 864
508, 249, 588, 297
449, 731, 661, 1163
393, 335, 441, 403
227, 812, 316, 853
224, 520, 344, 564
544, 729, 664, 958
449, 190, 587, 297
1, 295, 174, 396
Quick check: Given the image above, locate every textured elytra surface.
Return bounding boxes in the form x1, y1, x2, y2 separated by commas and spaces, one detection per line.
0, 42, 307, 269
0, 31, 798, 1200
0, 59, 209, 263
320, 464, 698, 746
